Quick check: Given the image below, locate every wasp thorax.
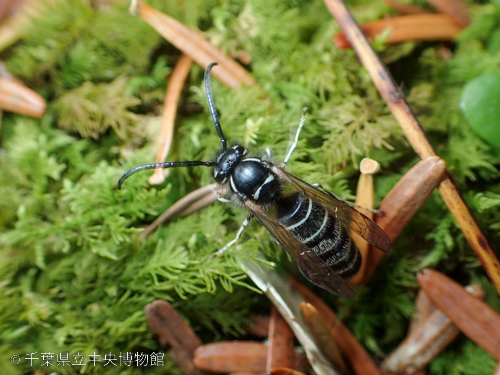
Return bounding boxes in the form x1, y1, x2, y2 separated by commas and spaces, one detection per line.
213, 145, 247, 183
231, 159, 281, 203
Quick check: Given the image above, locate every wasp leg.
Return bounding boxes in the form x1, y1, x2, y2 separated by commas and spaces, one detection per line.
282, 107, 308, 167
212, 188, 232, 203
350, 203, 382, 214
216, 194, 232, 203
211, 214, 254, 258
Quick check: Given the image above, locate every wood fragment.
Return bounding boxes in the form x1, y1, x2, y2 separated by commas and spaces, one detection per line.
351, 158, 379, 284
334, 14, 462, 49
417, 269, 500, 360
425, 0, 470, 27
0, 0, 61, 51
0, 0, 40, 51
300, 302, 348, 374
0, 61, 13, 79
290, 278, 383, 375
408, 289, 436, 335
362, 156, 446, 282
0, 77, 46, 117
243, 259, 342, 375
267, 307, 296, 371
269, 368, 307, 375
139, 184, 220, 240
145, 300, 205, 375
246, 315, 270, 338
382, 284, 485, 374
324, 0, 500, 295
380, 0, 431, 14
149, 55, 193, 185
464, 284, 486, 300
132, 1, 255, 88
359, 157, 381, 175
0, 0, 19, 24
193, 342, 306, 373
194, 342, 266, 373
177, 191, 219, 217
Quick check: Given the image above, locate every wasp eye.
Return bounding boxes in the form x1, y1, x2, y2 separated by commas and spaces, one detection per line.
214, 170, 226, 183
235, 145, 245, 154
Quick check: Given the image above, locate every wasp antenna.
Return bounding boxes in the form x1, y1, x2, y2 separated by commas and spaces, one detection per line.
117, 160, 216, 190
204, 62, 227, 151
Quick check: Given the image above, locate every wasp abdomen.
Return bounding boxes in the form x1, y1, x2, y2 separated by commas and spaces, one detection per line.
277, 193, 361, 279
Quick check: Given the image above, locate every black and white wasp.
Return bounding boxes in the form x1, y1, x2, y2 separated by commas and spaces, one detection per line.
118, 62, 391, 298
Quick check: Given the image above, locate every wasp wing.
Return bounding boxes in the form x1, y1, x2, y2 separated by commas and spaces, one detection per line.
243, 198, 356, 299
270, 165, 391, 253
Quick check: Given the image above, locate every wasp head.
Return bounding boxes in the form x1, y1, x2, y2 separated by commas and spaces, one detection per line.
213, 145, 247, 184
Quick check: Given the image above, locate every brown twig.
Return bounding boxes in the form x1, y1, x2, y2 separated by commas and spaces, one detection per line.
194, 342, 267, 373
139, 184, 220, 240
246, 315, 271, 338
334, 14, 462, 49
244, 260, 343, 375
267, 307, 296, 371
177, 192, 219, 217
408, 289, 436, 335
131, 0, 255, 88
0, 0, 35, 51
193, 342, 306, 373
0, 0, 20, 24
405, 289, 435, 375
382, 284, 485, 374
300, 302, 348, 374
149, 55, 193, 185
351, 158, 379, 284
380, 0, 431, 15
418, 269, 500, 360
269, 368, 307, 375
425, 0, 470, 27
145, 300, 205, 375
0, 76, 46, 117
323, 0, 500, 295
290, 278, 383, 375
362, 157, 446, 282
0, 61, 12, 79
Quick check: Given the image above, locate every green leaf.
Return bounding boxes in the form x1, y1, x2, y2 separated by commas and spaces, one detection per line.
460, 71, 500, 149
